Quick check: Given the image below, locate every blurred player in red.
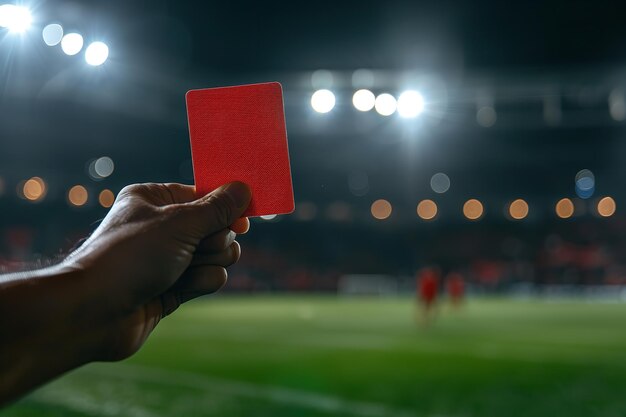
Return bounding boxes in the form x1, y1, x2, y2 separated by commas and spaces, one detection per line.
416, 267, 439, 325
446, 271, 465, 308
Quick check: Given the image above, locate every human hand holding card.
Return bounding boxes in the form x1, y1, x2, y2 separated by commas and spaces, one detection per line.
186, 82, 295, 218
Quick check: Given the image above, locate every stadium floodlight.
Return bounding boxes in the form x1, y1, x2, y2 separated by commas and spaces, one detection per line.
374, 93, 397, 116
42, 23, 63, 46
397, 90, 425, 118
0, 4, 32, 33
61, 32, 84, 56
352, 89, 375, 112
85, 41, 109, 66
311, 89, 336, 114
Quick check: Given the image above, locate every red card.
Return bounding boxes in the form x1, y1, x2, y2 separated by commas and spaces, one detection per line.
186, 82, 295, 217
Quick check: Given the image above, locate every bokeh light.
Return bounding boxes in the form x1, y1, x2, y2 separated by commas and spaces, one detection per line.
311, 70, 333, 88
555, 198, 575, 219
575, 169, 595, 199
417, 199, 438, 220
311, 89, 336, 114
61, 33, 84, 56
94, 156, 115, 178
597, 196, 616, 217
351, 69, 375, 88
326, 201, 352, 222
294, 202, 317, 221
352, 89, 376, 112
463, 199, 484, 220
543, 95, 562, 126
42, 23, 64, 46
85, 42, 109, 66
371, 199, 392, 220
22, 177, 46, 202
430, 173, 451, 194
98, 189, 115, 208
374, 93, 397, 116
68, 185, 88, 206
397, 90, 425, 118
477, 106, 497, 127
609, 89, 626, 121
508, 199, 529, 220
0, 5, 32, 33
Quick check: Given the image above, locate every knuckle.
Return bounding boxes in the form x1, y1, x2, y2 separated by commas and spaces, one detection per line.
119, 184, 143, 197
161, 203, 185, 219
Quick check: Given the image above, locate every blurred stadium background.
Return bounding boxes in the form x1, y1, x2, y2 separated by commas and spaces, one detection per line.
3, 1, 626, 416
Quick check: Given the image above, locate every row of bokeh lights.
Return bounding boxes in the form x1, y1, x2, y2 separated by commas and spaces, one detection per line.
311, 88, 425, 118
18, 177, 115, 208
2, 163, 612, 219
309, 68, 626, 124
369, 196, 616, 221
6, 155, 116, 207
0, 4, 109, 66
1, 176, 617, 220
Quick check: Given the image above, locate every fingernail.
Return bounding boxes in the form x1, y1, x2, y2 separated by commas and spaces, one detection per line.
222, 182, 251, 209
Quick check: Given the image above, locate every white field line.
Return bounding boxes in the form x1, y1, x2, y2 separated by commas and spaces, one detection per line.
84, 362, 422, 417
32, 385, 162, 417
174, 329, 594, 365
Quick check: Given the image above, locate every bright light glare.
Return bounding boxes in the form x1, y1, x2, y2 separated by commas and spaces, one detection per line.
352, 89, 375, 112
0, 5, 32, 33
397, 90, 425, 118
42, 24, 64, 46
311, 89, 335, 114
85, 41, 109, 66
61, 33, 84, 56
375, 93, 397, 116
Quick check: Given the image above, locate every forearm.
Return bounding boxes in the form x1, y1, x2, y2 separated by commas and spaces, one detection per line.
0, 265, 105, 406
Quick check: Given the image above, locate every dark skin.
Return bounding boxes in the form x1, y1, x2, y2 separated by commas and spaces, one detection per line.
0, 181, 252, 406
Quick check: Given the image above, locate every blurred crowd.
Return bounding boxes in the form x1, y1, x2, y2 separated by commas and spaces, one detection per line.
2, 217, 626, 294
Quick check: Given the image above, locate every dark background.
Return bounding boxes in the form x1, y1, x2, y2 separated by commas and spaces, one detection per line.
1, 0, 626, 289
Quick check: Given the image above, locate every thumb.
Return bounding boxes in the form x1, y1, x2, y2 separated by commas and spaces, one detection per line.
182, 182, 251, 236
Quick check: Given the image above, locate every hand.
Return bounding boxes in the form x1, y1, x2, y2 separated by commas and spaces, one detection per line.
66, 181, 252, 361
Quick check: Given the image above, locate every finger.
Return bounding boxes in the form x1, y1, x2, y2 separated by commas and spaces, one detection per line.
197, 229, 236, 253
181, 182, 252, 236
150, 265, 228, 319
174, 265, 228, 304
191, 241, 241, 268
230, 217, 250, 234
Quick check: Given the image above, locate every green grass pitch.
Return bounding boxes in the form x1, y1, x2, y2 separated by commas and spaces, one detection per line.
6, 296, 626, 417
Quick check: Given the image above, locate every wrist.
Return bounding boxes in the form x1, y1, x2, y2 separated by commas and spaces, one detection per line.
0, 265, 106, 403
